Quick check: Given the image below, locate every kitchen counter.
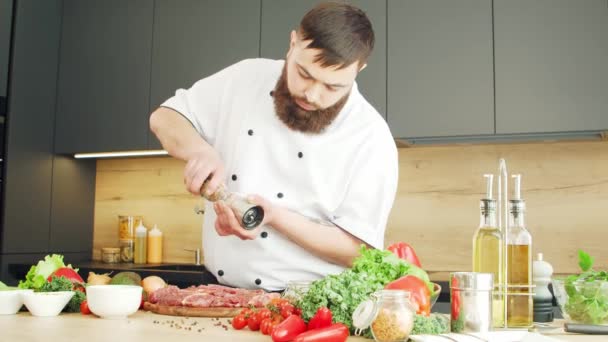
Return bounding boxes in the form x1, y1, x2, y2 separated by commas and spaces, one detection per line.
0, 311, 602, 341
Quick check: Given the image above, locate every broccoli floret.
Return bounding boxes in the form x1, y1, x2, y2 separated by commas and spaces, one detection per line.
411, 313, 450, 335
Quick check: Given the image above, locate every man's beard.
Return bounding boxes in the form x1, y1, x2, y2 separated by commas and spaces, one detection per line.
273, 65, 349, 134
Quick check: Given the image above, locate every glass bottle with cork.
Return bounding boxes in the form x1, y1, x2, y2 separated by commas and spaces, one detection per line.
472, 174, 505, 328
506, 174, 533, 327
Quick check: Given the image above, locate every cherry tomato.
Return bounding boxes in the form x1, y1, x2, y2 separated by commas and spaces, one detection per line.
247, 313, 261, 331
280, 303, 295, 318
260, 318, 273, 335
256, 308, 272, 322
232, 314, 248, 330
80, 300, 91, 315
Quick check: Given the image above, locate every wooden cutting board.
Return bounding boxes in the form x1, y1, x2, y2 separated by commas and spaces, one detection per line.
143, 302, 242, 318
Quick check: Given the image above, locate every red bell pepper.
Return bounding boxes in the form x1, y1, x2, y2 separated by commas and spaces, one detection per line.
293, 323, 349, 342
387, 242, 422, 267
47, 267, 84, 283
385, 275, 431, 316
307, 307, 332, 330
271, 314, 307, 342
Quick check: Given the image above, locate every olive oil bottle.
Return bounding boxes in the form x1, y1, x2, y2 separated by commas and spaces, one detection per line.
506, 175, 533, 327
473, 174, 505, 328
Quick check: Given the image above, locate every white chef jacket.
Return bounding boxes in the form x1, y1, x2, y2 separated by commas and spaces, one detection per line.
162, 58, 398, 291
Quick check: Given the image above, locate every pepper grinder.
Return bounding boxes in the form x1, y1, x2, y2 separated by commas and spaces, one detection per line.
200, 180, 264, 230
532, 252, 554, 322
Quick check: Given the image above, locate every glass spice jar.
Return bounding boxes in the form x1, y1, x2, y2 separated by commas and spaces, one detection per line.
101, 247, 121, 264
353, 290, 415, 342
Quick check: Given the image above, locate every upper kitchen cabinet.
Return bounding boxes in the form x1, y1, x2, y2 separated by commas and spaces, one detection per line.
149, 0, 261, 149
387, 0, 494, 138
54, 0, 154, 154
260, 0, 387, 117
494, 0, 608, 134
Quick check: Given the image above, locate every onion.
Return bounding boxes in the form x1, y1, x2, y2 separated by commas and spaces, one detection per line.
87, 272, 112, 285
142, 275, 167, 295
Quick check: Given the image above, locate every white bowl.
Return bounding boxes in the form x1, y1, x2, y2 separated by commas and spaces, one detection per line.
22, 291, 74, 317
86, 285, 142, 319
0, 289, 33, 315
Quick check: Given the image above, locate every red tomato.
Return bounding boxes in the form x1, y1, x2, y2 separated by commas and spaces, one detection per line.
257, 308, 273, 321
247, 313, 261, 331
80, 300, 91, 315
280, 303, 295, 318
260, 318, 273, 335
232, 314, 248, 330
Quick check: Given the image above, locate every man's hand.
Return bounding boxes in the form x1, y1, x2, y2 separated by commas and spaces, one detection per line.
184, 145, 225, 196
213, 195, 275, 240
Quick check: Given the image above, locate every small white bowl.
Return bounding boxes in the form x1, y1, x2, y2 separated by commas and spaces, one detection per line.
0, 289, 33, 315
86, 285, 142, 319
22, 291, 74, 317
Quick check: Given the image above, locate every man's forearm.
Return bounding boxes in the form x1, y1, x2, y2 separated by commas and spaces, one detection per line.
149, 107, 211, 161
268, 207, 366, 267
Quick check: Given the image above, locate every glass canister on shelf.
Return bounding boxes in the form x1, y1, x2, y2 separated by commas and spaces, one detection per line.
281, 280, 311, 303
118, 215, 141, 263
353, 290, 415, 342
101, 247, 121, 264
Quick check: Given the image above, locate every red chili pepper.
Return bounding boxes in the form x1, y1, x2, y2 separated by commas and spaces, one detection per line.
387, 242, 422, 267
385, 275, 431, 316
271, 314, 307, 342
293, 323, 349, 342
307, 307, 332, 330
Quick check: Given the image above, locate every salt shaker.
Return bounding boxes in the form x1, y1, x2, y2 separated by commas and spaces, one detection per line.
450, 272, 493, 333
533, 253, 554, 322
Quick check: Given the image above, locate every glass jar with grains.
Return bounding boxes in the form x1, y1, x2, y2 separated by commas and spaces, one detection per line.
353, 290, 415, 342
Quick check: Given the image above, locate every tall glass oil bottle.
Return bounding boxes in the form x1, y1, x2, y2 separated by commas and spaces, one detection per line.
473, 174, 504, 328
506, 174, 533, 327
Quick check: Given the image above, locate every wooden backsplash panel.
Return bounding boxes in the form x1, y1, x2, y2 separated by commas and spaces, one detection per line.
93, 157, 204, 263
93, 140, 608, 273
385, 140, 608, 274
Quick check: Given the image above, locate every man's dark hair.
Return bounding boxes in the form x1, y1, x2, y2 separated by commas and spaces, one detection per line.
299, 2, 374, 69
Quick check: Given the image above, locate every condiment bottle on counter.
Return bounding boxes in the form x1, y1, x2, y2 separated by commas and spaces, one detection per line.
506, 174, 533, 327
134, 222, 147, 264
472, 174, 504, 328
147, 224, 163, 264
533, 252, 554, 323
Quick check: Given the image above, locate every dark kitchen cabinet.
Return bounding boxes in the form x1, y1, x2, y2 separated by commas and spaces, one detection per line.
54, 0, 154, 154
2, 0, 62, 254
148, 0, 261, 149
0, 1, 96, 285
494, 0, 608, 134
387, 0, 494, 138
0, 0, 12, 115
260, 0, 387, 118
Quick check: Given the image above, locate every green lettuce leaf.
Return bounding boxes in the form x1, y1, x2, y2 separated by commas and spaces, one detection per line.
18, 254, 66, 290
